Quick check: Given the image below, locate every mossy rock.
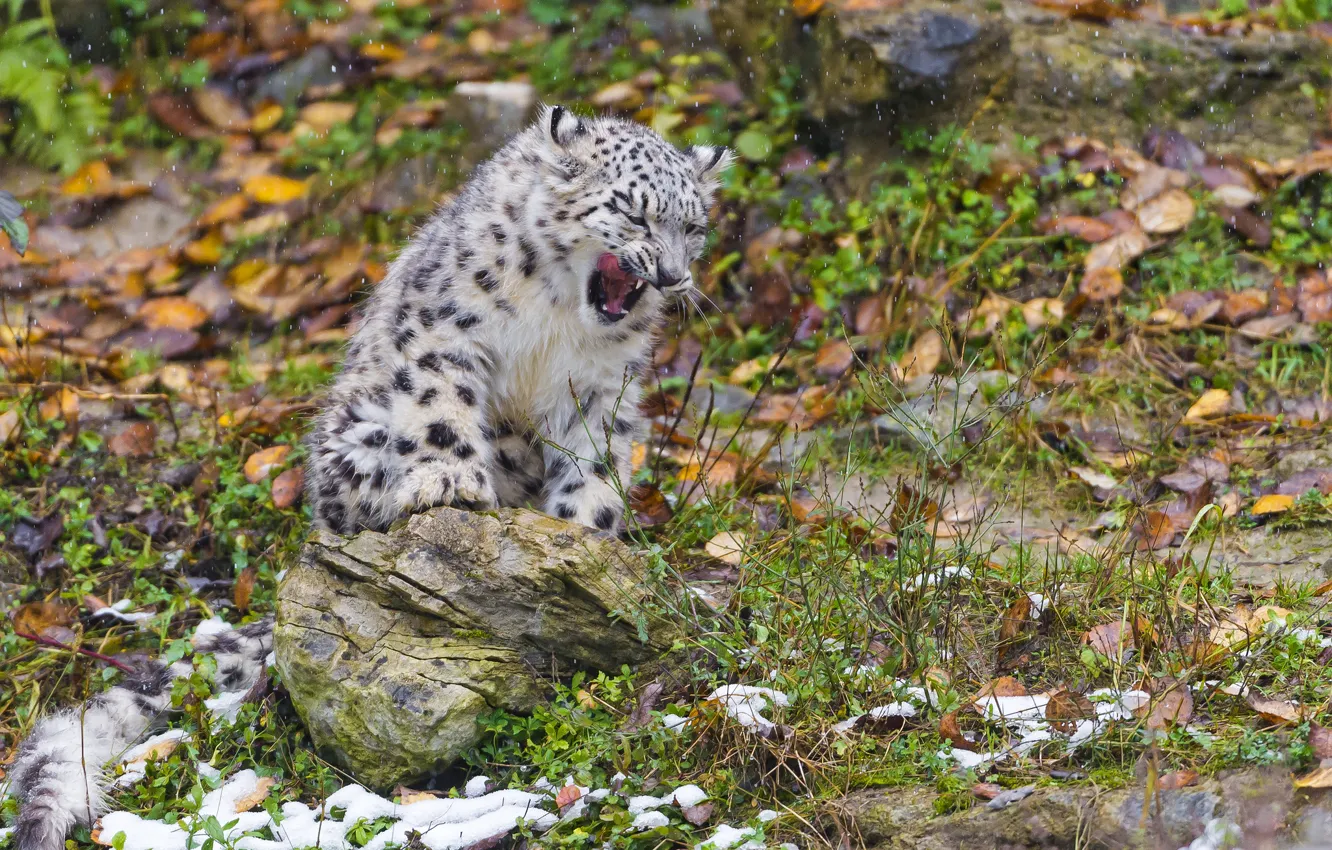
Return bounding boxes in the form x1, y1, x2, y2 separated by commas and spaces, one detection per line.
711, 0, 1332, 162
274, 506, 675, 789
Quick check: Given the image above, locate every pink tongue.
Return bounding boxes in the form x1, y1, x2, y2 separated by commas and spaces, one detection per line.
597, 253, 634, 313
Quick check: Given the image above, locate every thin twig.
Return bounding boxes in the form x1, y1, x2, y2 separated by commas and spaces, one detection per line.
13, 631, 135, 673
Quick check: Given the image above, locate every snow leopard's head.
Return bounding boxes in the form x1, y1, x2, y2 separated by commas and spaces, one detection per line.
535, 105, 733, 325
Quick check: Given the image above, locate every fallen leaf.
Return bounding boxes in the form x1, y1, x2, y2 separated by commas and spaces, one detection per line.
1251, 494, 1294, 516
1158, 770, 1199, 790
681, 802, 714, 825
938, 711, 974, 750
1294, 766, 1332, 789
1310, 723, 1332, 760
1070, 466, 1118, 490
244, 445, 291, 482
13, 601, 77, 640
1220, 207, 1271, 247
192, 86, 251, 132
1145, 681, 1192, 730
1040, 215, 1115, 242
555, 783, 582, 810
590, 80, 643, 110
705, 530, 747, 566
975, 676, 1028, 699
109, 422, 157, 457
197, 194, 249, 227
138, 297, 208, 331
148, 92, 210, 139
971, 782, 1003, 800
250, 103, 284, 134
234, 565, 256, 613
232, 776, 276, 812
1084, 228, 1150, 272
0, 408, 19, 445
271, 467, 304, 509
243, 174, 310, 204
629, 482, 673, 526
998, 595, 1032, 643
1079, 267, 1124, 301
1247, 694, 1303, 726
1238, 313, 1297, 340
899, 329, 943, 382
1135, 511, 1176, 550
1184, 388, 1231, 422
1135, 189, 1195, 234
814, 339, 854, 377
182, 230, 224, 265
1022, 297, 1064, 330
299, 101, 358, 132
1297, 271, 1332, 324
792, 0, 827, 15
1045, 688, 1095, 733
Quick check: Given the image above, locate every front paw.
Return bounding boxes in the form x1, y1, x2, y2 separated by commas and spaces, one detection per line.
546, 487, 625, 534
399, 458, 496, 514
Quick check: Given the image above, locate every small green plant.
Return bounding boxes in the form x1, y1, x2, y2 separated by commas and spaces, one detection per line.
0, 3, 109, 172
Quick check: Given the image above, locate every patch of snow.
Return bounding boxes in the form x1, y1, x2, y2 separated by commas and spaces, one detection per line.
696, 823, 763, 850
464, 775, 490, 798
757, 810, 778, 823
707, 685, 790, 734
670, 785, 708, 808
904, 566, 972, 592
662, 713, 690, 732
1180, 818, 1241, 850
632, 811, 671, 830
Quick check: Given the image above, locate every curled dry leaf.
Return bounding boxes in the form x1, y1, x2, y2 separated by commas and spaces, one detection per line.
1039, 215, 1115, 242
938, 711, 974, 750
1184, 388, 1231, 422
629, 482, 673, 526
705, 530, 747, 566
998, 595, 1033, 643
1158, 770, 1199, 790
244, 445, 291, 483
0, 408, 20, 445
1145, 681, 1193, 730
232, 776, 277, 812
1070, 466, 1117, 490
109, 421, 157, 458
234, 565, 256, 613
975, 676, 1027, 699
971, 782, 1003, 801
1135, 189, 1195, 234
13, 600, 77, 640
1295, 767, 1332, 789
192, 86, 251, 132
1309, 723, 1332, 760
554, 783, 582, 810
1045, 688, 1095, 733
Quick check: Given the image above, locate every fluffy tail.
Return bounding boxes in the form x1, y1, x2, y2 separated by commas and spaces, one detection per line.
7, 616, 274, 850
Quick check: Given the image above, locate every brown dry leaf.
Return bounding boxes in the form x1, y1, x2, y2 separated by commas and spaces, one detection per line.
814, 339, 854, 377
234, 565, 257, 613
681, 802, 714, 826
938, 712, 974, 750
271, 467, 304, 509
1294, 767, 1332, 789
1286, 148, 1332, 182
1251, 494, 1294, 516
1237, 312, 1297, 340
39, 388, 79, 423
110, 421, 157, 457
1145, 681, 1193, 730
1040, 215, 1115, 242
13, 601, 77, 639
1184, 388, 1231, 422
1084, 620, 1131, 659
243, 174, 310, 204
1084, 227, 1150, 272
705, 530, 747, 566
192, 86, 251, 131
149, 92, 210, 139
975, 676, 1027, 699
1310, 723, 1332, 760
1247, 694, 1304, 726
244, 445, 291, 482
138, 297, 208, 331
1135, 189, 1195, 234
555, 783, 582, 810
998, 595, 1032, 643
232, 776, 276, 812
1135, 510, 1176, 550
971, 782, 1003, 800
1045, 689, 1095, 732
1297, 271, 1332, 324
629, 482, 673, 527
1031, 0, 1135, 20
590, 80, 643, 110
1158, 770, 1199, 790
125, 735, 183, 764
1079, 267, 1124, 301
1022, 297, 1064, 330
1220, 289, 1268, 325
899, 329, 943, 382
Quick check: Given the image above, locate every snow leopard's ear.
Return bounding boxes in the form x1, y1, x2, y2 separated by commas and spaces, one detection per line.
689, 145, 734, 184
541, 104, 585, 149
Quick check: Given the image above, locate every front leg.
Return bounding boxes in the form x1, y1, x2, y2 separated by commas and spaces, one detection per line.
390, 349, 497, 517
541, 382, 643, 534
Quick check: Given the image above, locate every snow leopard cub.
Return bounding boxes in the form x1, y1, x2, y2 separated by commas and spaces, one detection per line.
306, 105, 732, 536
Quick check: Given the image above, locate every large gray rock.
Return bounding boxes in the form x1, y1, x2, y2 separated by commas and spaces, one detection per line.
274, 506, 674, 789
711, 0, 1331, 161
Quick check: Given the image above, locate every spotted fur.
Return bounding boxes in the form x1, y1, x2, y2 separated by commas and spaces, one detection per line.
305, 106, 732, 535
6, 619, 273, 850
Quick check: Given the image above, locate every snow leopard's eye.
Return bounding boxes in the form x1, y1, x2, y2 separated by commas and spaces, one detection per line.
685, 223, 705, 238
626, 213, 648, 229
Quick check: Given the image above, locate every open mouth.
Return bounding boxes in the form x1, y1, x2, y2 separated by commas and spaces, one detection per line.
587, 253, 648, 323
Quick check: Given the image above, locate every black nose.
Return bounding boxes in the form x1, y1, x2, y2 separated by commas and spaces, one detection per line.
655, 270, 683, 289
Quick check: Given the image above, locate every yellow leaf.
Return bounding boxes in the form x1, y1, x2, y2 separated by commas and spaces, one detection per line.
1295, 766, 1332, 789
138, 297, 208, 331
299, 101, 357, 132
183, 230, 224, 265
1184, 388, 1231, 422
249, 103, 284, 134
242, 174, 310, 204
1135, 188, 1195, 234
198, 194, 249, 227
1251, 494, 1294, 516
705, 530, 747, 566
61, 161, 114, 196
359, 41, 406, 61
0, 408, 19, 445
244, 445, 291, 483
